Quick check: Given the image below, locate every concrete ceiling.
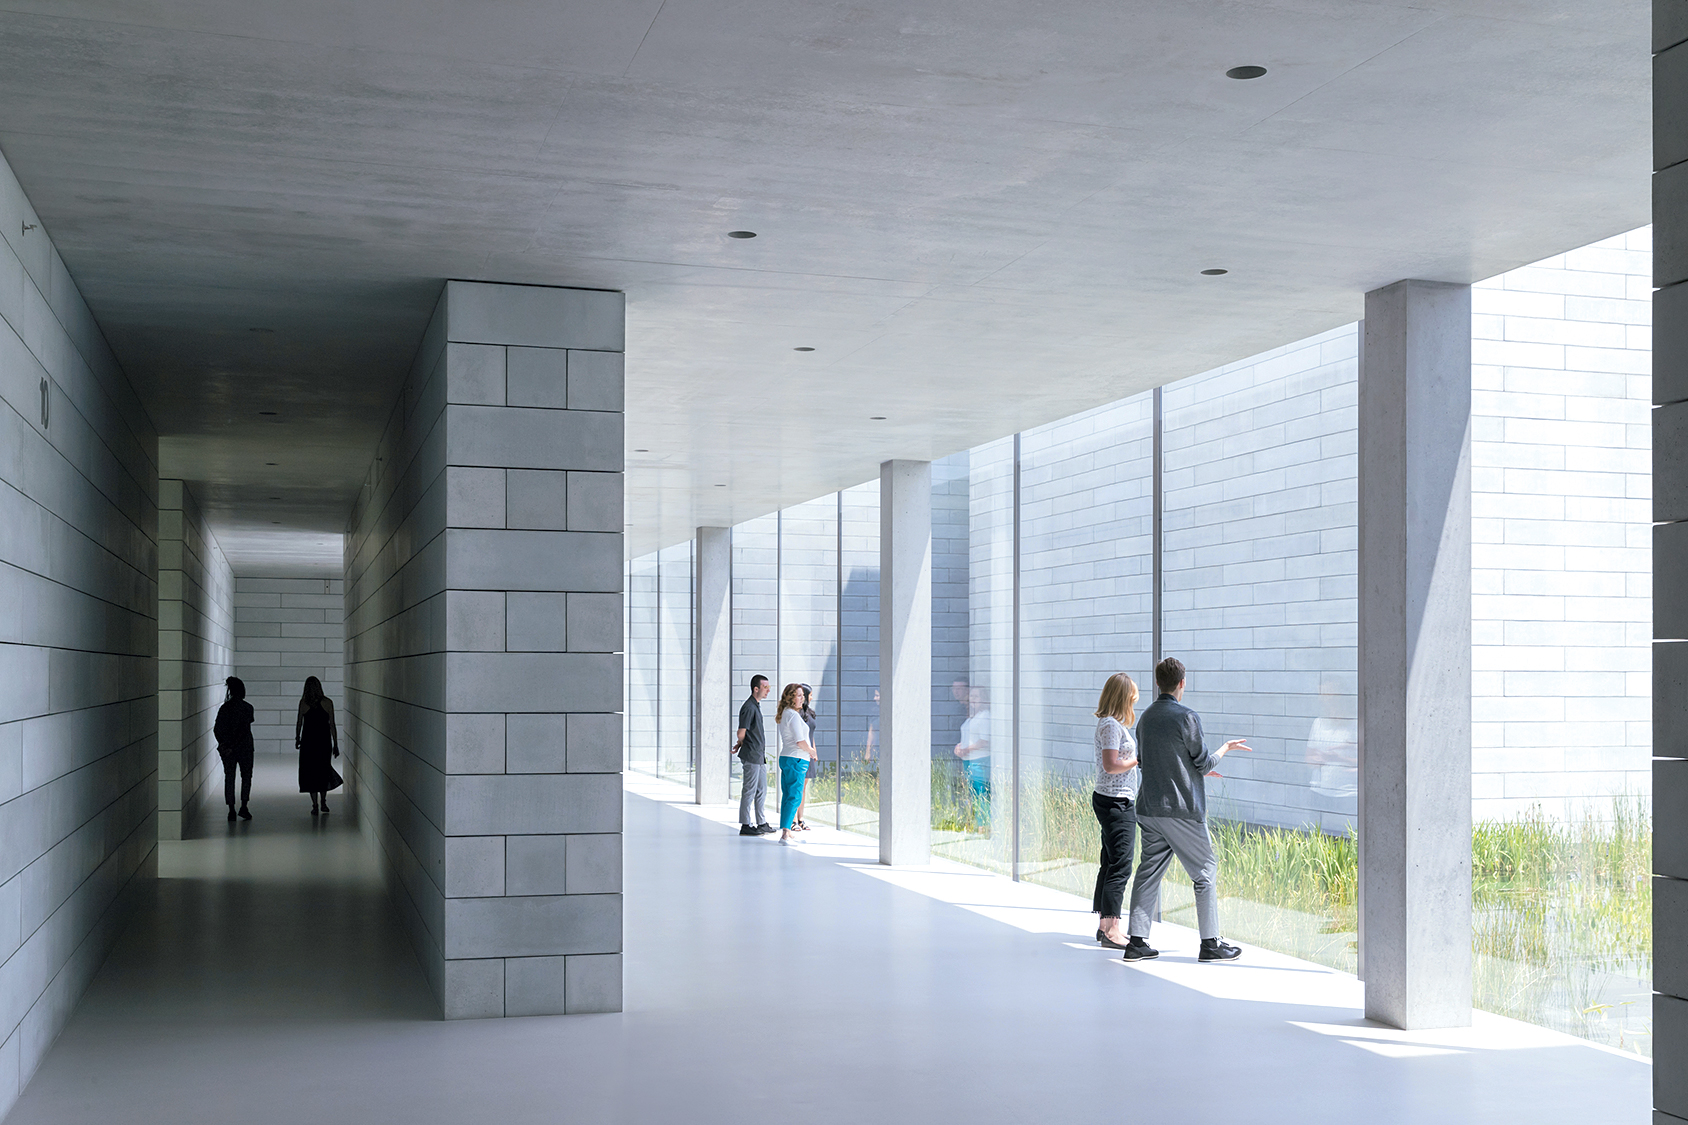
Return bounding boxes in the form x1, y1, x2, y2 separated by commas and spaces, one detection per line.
0, 0, 1650, 564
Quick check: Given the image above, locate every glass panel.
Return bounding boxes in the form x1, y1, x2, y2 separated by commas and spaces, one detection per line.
777, 499, 839, 827
1161, 325, 1359, 973
931, 447, 1014, 874
1017, 395, 1154, 898
626, 553, 659, 776
657, 541, 694, 786
838, 482, 881, 837
731, 516, 779, 806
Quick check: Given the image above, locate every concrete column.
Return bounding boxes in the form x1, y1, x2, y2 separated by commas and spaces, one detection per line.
347, 280, 625, 1020
879, 459, 932, 866
695, 526, 732, 805
1654, 6, 1688, 1114
1357, 279, 1473, 1030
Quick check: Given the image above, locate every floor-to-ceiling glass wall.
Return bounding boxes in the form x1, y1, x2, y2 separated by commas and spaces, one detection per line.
837, 482, 881, 837
1016, 396, 1154, 898
656, 541, 695, 786
626, 554, 659, 775
777, 499, 838, 828
1161, 324, 1359, 973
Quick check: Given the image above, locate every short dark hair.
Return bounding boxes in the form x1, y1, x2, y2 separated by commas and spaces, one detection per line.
225, 675, 246, 702
750, 674, 769, 691
1154, 657, 1186, 695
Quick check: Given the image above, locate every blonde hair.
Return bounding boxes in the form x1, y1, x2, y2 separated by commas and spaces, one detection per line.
1094, 673, 1138, 726
775, 683, 805, 721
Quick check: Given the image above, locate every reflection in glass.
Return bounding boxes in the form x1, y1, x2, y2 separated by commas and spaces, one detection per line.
625, 555, 658, 775
729, 516, 778, 804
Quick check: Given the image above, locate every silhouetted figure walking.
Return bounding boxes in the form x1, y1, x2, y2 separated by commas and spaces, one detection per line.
295, 676, 343, 815
213, 676, 255, 822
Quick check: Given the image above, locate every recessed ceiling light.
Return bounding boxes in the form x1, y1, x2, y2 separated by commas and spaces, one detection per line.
271, 520, 280, 525
1200, 268, 1229, 276
633, 448, 649, 453
268, 496, 281, 500
870, 416, 887, 421
794, 347, 815, 352
727, 230, 757, 239
265, 462, 277, 466
259, 410, 277, 416
1226, 65, 1267, 80
714, 483, 726, 487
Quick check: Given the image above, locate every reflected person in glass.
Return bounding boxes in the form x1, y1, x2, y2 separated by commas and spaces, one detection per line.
1091, 673, 1141, 950
775, 684, 815, 845
954, 687, 991, 832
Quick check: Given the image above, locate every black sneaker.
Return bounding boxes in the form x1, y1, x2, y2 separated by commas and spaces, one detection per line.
238, 805, 252, 820
739, 824, 761, 836
1121, 937, 1160, 961
756, 824, 777, 835
227, 807, 237, 822
1199, 938, 1242, 962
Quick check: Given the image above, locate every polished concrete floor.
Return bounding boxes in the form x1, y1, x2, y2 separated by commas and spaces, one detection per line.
3, 761, 1651, 1124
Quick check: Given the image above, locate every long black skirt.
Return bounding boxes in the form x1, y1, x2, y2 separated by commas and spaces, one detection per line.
298, 742, 344, 793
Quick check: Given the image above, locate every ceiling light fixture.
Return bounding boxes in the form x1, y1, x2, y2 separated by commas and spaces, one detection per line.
259, 410, 277, 416
794, 347, 815, 352
634, 448, 649, 453
1226, 65, 1267, 80
1200, 268, 1229, 276
727, 230, 757, 239
714, 483, 726, 487
265, 462, 277, 466
870, 416, 887, 421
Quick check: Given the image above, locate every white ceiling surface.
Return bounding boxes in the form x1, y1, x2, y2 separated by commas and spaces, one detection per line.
0, 0, 1650, 563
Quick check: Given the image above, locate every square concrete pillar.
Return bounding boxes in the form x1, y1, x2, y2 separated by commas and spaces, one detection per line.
1357, 279, 1473, 1030
879, 459, 932, 866
1656, 7, 1688, 1113
347, 280, 624, 1020
694, 526, 732, 805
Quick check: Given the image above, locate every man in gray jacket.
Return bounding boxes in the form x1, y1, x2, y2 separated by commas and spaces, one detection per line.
1123, 657, 1250, 963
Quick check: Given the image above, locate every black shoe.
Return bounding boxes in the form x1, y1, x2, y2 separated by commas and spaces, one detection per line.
756, 824, 777, 835
1199, 938, 1242, 962
739, 824, 761, 836
1121, 937, 1160, 962
1096, 931, 1129, 950
237, 805, 252, 820
227, 808, 237, 822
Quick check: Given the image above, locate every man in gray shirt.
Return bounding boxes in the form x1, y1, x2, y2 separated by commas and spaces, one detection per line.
735, 675, 774, 836
1124, 657, 1250, 962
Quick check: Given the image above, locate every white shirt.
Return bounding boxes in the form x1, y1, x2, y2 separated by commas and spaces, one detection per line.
777, 709, 812, 757
1094, 717, 1141, 800
957, 710, 991, 760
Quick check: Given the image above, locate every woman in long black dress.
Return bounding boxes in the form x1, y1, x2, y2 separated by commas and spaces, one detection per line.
295, 676, 344, 815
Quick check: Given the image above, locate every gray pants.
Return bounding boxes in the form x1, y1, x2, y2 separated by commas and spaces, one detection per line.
738, 760, 767, 826
1128, 815, 1220, 941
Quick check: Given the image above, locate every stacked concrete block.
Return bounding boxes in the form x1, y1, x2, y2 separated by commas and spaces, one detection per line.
233, 576, 345, 756
1471, 228, 1654, 821
1654, 4, 1688, 1114
346, 280, 624, 1019
157, 481, 234, 838
0, 149, 158, 1115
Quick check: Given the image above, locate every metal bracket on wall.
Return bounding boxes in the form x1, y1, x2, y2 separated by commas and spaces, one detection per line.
38, 377, 49, 429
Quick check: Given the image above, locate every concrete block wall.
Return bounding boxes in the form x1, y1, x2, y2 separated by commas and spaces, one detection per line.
347, 280, 624, 1019
1470, 227, 1654, 821
157, 481, 233, 838
0, 149, 158, 1115
233, 576, 345, 756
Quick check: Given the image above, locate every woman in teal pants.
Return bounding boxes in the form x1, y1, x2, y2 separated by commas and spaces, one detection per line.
775, 683, 814, 844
